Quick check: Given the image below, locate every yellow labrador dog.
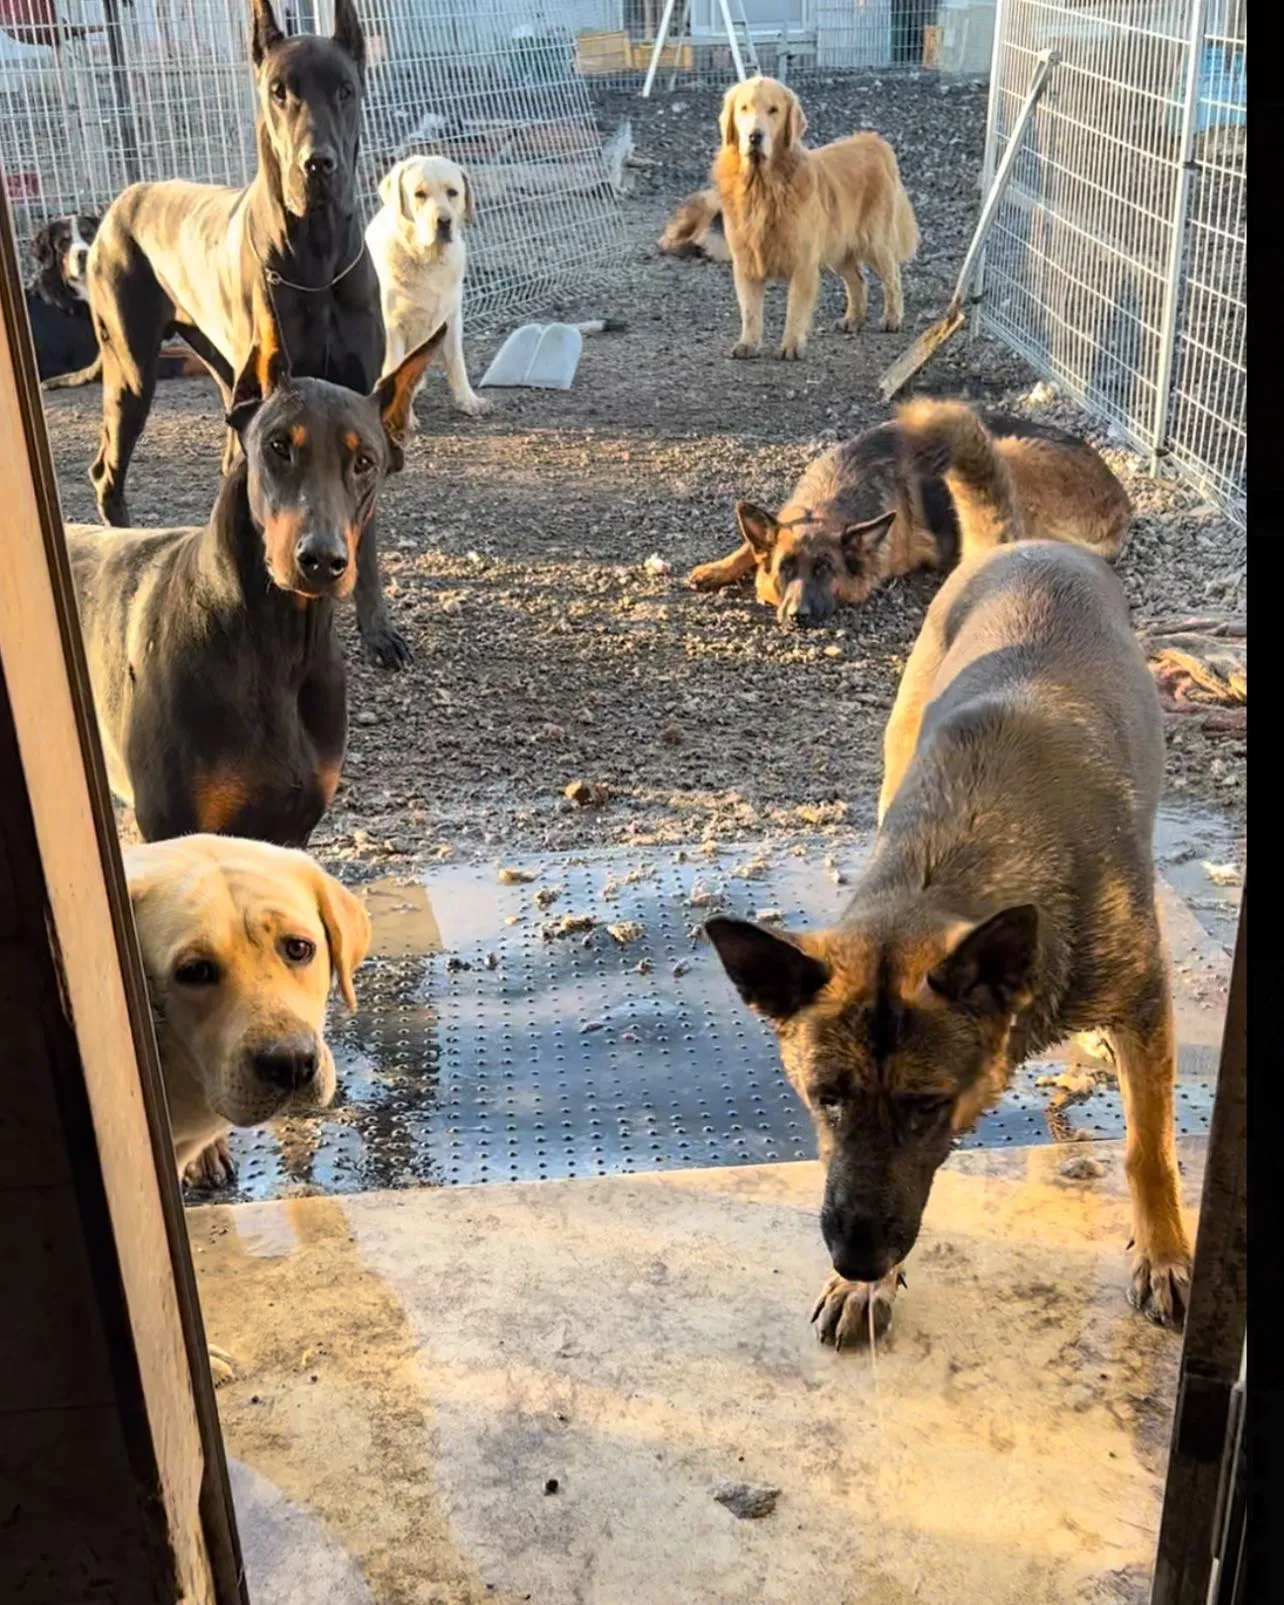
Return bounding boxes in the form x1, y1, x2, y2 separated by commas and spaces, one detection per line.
365, 153, 489, 422
711, 75, 918, 360
124, 833, 370, 1183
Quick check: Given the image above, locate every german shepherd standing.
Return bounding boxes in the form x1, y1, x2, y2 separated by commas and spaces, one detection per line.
81, 0, 410, 667
689, 400, 1131, 627
706, 414, 1189, 1345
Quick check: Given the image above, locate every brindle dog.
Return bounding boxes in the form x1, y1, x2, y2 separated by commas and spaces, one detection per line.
82, 0, 409, 667
707, 534, 1191, 1346
66, 314, 444, 846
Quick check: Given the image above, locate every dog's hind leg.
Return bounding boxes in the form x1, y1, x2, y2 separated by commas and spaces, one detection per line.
1106, 937, 1192, 1328
730, 263, 765, 359
91, 342, 159, 527
835, 257, 868, 334
688, 541, 756, 591
780, 264, 820, 360
870, 248, 905, 333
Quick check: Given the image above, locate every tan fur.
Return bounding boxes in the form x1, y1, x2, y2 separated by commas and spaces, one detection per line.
711, 76, 918, 359
658, 187, 731, 263
689, 399, 1132, 626
125, 833, 370, 1178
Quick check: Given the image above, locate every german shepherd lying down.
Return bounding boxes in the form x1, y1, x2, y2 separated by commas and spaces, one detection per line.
689, 400, 1132, 627
707, 532, 1191, 1345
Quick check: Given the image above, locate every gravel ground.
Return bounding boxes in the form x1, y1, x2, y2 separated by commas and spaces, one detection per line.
41, 74, 1246, 879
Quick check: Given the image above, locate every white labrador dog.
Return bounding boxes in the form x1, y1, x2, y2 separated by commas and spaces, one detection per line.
366, 154, 489, 422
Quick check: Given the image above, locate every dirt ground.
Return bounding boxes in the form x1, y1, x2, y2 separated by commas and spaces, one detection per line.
41, 75, 1246, 878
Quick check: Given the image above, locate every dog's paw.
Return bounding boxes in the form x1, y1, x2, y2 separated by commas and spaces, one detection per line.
810, 1268, 902, 1349
688, 562, 728, 591
777, 342, 806, 361
362, 619, 412, 670
730, 341, 760, 360
1129, 1244, 1191, 1328
880, 317, 904, 334
454, 392, 491, 417
184, 1135, 235, 1190
835, 316, 864, 334
208, 1345, 239, 1387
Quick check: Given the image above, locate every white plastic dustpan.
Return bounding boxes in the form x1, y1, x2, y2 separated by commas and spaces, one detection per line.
479, 322, 583, 390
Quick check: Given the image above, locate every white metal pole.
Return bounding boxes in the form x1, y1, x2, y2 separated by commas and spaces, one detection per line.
642, 0, 679, 98
668, 0, 693, 94
1150, 0, 1211, 467
970, 0, 1011, 341
716, 0, 749, 82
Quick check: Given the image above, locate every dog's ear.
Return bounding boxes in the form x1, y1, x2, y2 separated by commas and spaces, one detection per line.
372, 321, 448, 467
331, 0, 366, 74
719, 83, 740, 147
734, 500, 781, 563
459, 168, 476, 226
226, 314, 291, 433
310, 865, 371, 1011
30, 224, 55, 267
249, 0, 284, 69
380, 160, 415, 223
783, 87, 808, 147
840, 509, 897, 562
706, 916, 831, 1023
927, 906, 1039, 1016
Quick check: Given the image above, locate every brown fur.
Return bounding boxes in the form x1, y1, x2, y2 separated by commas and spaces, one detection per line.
689, 399, 1132, 627
707, 539, 1190, 1345
657, 187, 732, 264
711, 76, 918, 360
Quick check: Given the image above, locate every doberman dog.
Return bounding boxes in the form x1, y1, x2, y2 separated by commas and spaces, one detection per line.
82, 0, 409, 667
66, 313, 445, 846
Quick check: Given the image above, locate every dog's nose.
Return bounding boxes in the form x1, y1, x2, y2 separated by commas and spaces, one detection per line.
436, 217, 453, 241
252, 1038, 318, 1093
303, 147, 338, 178
823, 1210, 897, 1283
748, 129, 764, 148
782, 597, 816, 628
295, 533, 349, 581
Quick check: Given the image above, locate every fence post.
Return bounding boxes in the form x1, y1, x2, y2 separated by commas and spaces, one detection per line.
1150, 0, 1210, 470
969, 0, 1011, 342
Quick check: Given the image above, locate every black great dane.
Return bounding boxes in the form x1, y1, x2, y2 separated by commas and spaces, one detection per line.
83, 0, 410, 667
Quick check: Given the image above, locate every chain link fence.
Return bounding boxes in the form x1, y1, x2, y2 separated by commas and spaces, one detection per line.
0, 0, 629, 326
977, 0, 1245, 524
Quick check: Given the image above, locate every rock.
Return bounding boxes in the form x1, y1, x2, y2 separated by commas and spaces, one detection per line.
754, 908, 783, 924
565, 778, 611, 807
534, 885, 563, 910
661, 722, 684, 745
711, 1480, 780, 1519
606, 920, 646, 944
1059, 1156, 1106, 1181
498, 866, 536, 884
356, 710, 378, 726
644, 553, 672, 577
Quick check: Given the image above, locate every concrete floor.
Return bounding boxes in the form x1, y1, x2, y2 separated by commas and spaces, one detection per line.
191, 1137, 1206, 1605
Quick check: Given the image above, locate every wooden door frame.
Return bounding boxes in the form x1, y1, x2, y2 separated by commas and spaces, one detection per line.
0, 189, 246, 1601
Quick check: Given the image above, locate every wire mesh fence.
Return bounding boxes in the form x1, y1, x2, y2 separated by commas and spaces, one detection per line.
0, 0, 629, 326
977, 0, 1245, 524
571, 1, 979, 87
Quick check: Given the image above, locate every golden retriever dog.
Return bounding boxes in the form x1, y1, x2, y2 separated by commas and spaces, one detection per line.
711, 75, 919, 360
125, 833, 370, 1184
365, 154, 489, 422
689, 400, 1131, 626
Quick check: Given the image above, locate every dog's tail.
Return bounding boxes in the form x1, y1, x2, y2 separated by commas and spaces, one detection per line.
40, 351, 102, 391
659, 187, 724, 260
888, 155, 920, 264
896, 398, 1021, 556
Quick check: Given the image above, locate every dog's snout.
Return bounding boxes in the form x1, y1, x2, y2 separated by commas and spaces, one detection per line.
252, 1036, 318, 1093
295, 532, 349, 581
303, 147, 338, 178
747, 128, 764, 148
436, 216, 453, 241
821, 1206, 900, 1284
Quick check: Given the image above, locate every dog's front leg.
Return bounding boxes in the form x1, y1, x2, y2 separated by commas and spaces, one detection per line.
780, 264, 820, 360
688, 541, 757, 591
1108, 951, 1192, 1327
355, 516, 411, 670
443, 310, 489, 417
812, 1266, 904, 1348
730, 263, 765, 358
